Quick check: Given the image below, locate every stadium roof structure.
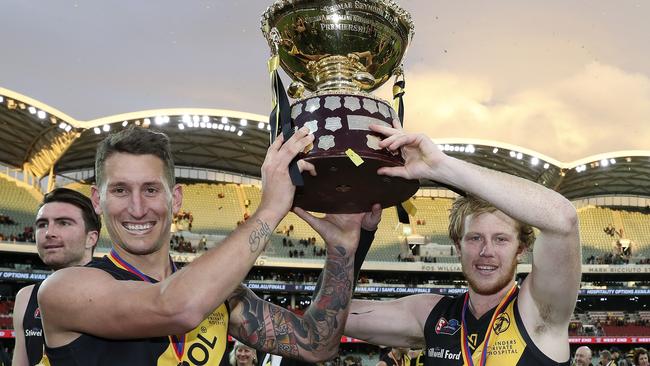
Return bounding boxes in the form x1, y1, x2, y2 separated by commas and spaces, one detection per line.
2, 86, 650, 200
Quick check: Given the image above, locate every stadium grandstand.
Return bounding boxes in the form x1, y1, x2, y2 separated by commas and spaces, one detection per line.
2, 86, 650, 361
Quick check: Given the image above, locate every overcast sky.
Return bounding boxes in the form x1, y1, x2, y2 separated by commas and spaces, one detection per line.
1, 1, 649, 162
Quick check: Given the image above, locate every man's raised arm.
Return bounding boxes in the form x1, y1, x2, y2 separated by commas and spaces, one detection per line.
228, 210, 364, 362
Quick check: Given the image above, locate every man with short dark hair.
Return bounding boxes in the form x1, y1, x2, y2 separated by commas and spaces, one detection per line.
38, 127, 368, 365
12, 188, 101, 366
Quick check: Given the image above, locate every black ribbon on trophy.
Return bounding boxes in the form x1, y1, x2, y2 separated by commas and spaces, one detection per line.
391, 65, 412, 225
268, 43, 304, 187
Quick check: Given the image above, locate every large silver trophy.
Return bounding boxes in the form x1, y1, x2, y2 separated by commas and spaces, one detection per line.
262, 0, 419, 213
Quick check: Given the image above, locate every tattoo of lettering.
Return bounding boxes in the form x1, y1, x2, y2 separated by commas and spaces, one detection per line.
229, 245, 354, 360
249, 219, 271, 252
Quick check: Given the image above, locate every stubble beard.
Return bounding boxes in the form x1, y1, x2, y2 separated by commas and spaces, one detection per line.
463, 255, 518, 296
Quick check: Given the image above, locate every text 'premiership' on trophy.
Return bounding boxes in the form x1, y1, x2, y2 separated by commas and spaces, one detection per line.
261, 0, 420, 214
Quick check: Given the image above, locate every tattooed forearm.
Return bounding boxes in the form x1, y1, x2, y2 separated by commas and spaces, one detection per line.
248, 219, 271, 252
299, 245, 354, 353
229, 244, 355, 361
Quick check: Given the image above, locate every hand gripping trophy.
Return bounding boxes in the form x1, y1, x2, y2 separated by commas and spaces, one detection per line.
262, 0, 418, 213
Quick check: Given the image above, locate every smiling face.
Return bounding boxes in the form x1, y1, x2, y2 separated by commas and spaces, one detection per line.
92, 153, 182, 256
235, 344, 256, 366
573, 346, 592, 366
35, 202, 95, 269
457, 210, 523, 295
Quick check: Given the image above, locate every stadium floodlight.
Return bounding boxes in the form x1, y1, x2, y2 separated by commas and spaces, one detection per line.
178, 124, 185, 130
237, 130, 243, 136
600, 159, 609, 167
58, 122, 67, 130
231, 125, 237, 132
202, 115, 210, 123
103, 124, 111, 132
192, 115, 200, 123
37, 110, 46, 119
122, 121, 128, 127
258, 122, 265, 129
609, 158, 616, 164
182, 115, 191, 124
266, 124, 271, 131
217, 124, 224, 130
64, 125, 72, 132
28, 106, 37, 114
163, 115, 170, 123
155, 116, 164, 125
221, 116, 229, 124
94, 127, 101, 134
466, 145, 475, 153
193, 121, 199, 128
493, 147, 499, 154
206, 122, 213, 128
459, 146, 465, 152
212, 124, 218, 129
531, 157, 539, 166
0, 96, 4, 103
199, 122, 206, 128
240, 119, 248, 127
543, 163, 550, 169
516, 152, 523, 160
509, 151, 516, 158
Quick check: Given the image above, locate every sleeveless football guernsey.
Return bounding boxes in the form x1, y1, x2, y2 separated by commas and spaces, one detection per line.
44, 254, 230, 366
422, 288, 569, 366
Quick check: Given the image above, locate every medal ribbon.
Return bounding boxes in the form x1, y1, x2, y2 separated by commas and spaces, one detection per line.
460, 284, 518, 366
108, 249, 186, 361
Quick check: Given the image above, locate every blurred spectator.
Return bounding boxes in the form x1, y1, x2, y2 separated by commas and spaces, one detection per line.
0, 214, 16, 225
600, 350, 615, 366
635, 348, 649, 366
573, 346, 592, 366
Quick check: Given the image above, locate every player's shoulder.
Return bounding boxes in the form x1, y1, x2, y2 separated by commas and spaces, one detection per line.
15, 284, 36, 302
38, 266, 116, 300
400, 293, 446, 324
13, 284, 36, 318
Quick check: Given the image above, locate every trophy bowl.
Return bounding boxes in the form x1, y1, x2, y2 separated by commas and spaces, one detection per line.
262, 0, 414, 92
262, 0, 419, 213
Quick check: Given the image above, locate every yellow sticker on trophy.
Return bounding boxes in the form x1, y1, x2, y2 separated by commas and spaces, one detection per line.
345, 149, 364, 167
401, 199, 417, 216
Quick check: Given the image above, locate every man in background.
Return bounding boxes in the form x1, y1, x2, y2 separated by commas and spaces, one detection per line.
573, 346, 593, 366
12, 188, 100, 365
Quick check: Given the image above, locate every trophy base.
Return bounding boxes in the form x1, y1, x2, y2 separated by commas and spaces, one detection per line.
293, 155, 419, 214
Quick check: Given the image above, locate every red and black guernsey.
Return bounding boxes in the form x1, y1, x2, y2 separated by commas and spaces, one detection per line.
23, 281, 50, 365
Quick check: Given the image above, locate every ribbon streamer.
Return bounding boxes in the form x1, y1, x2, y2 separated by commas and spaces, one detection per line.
268, 54, 303, 186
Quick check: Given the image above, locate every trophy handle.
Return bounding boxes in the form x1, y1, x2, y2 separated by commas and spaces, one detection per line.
392, 64, 406, 126
268, 27, 281, 56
